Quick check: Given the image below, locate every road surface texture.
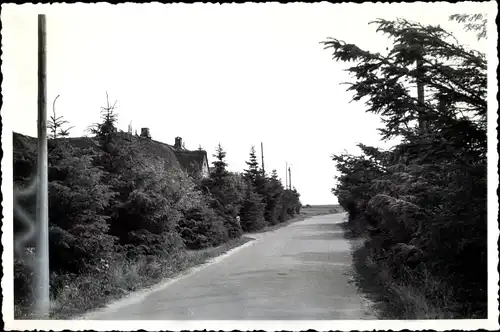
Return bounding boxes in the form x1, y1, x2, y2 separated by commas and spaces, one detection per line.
83, 213, 377, 320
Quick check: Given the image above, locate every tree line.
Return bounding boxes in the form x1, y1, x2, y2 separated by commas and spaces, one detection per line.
322, 14, 487, 318
13, 95, 302, 315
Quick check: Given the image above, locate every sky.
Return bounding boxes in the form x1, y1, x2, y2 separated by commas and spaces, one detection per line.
1, 2, 494, 205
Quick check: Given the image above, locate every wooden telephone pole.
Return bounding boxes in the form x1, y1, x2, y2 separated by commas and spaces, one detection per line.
35, 13, 50, 318
288, 166, 292, 190
261, 142, 265, 176
285, 162, 288, 189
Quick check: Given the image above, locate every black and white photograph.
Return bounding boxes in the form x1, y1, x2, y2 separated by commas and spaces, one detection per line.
1, 1, 498, 330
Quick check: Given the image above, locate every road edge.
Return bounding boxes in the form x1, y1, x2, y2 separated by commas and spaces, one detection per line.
78, 236, 259, 320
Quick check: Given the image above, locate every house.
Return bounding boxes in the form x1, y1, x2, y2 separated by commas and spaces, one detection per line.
136, 128, 210, 178
13, 129, 211, 182
137, 128, 210, 179
168, 136, 210, 179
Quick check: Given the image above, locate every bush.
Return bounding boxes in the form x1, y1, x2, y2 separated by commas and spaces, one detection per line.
210, 202, 243, 239
123, 230, 185, 259
221, 212, 243, 239
177, 206, 229, 249
264, 199, 282, 226
113, 189, 179, 241
280, 188, 301, 221
240, 187, 266, 232
47, 143, 117, 273
14, 257, 35, 308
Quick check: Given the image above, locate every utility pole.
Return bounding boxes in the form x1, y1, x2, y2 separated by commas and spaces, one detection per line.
288, 166, 292, 190
35, 13, 50, 319
285, 162, 288, 189
261, 142, 265, 176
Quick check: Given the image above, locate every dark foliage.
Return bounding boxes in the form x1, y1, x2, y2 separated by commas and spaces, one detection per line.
177, 206, 229, 249
323, 17, 487, 317
201, 144, 245, 238
239, 185, 267, 232
47, 142, 117, 273
263, 170, 284, 225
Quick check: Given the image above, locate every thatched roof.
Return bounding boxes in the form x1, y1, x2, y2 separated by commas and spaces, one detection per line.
166, 136, 210, 177
12, 132, 209, 178
12, 132, 182, 173
172, 149, 209, 177
13, 132, 101, 152
127, 134, 181, 170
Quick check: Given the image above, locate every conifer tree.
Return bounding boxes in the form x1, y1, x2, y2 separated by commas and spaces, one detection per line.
201, 144, 243, 238
264, 169, 285, 225
449, 13, 487, 40
211, 143, 229, 186
239, 146, 267, 230
48, 95, 74, 139
243, 146, 261, 186
88, 91, 119, 141
239, 183, 266, 232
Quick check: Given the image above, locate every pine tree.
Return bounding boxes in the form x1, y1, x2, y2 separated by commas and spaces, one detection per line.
237, 147, 267, 230
211, 143, 229, 186
239, 183, 266, 232
47, 95, 74, 139
204, 143, 232, 204
87, 91, 119, 141
243, 146, 260, 186
449, 13, 487, 41
264, 169, 285, 225
201, 144, 243, 238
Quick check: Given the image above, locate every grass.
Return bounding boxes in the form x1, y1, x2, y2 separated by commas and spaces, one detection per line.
302, 204, 344, 216
340, 222, 458, 320
15, 236, 254, 320
247, 204, 344, 234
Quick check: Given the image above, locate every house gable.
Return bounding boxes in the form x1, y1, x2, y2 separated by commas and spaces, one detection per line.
169, 137, 210, 178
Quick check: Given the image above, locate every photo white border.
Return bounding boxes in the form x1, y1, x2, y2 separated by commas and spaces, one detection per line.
2, 2, 499, 331
1, 17, 16, 326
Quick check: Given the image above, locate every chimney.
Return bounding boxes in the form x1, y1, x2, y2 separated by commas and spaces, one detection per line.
174, 136, 183, 150
140, 127, 151, 139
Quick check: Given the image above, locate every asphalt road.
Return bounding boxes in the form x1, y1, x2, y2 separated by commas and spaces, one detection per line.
83, 213, 377, 320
